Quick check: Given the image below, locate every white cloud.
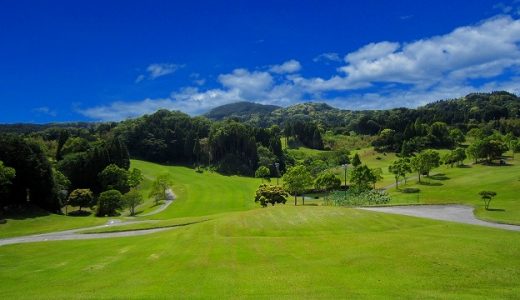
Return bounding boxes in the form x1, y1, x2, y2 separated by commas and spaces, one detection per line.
135, 63, 183, 82
269, 59, 302, 74
33, 106, 57, 117
313, 52, 342, 63
79, 15, 520, 121
302, 16, 520, 91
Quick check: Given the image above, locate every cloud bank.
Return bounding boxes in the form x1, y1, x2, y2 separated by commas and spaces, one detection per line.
80, 16, 520, 121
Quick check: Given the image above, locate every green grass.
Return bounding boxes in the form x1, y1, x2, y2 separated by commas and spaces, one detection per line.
78, 216, 210, 234
132, 160, 260, 219
0, 207, 107, 238
1, 206, 519, 299
389, 155, 520, 224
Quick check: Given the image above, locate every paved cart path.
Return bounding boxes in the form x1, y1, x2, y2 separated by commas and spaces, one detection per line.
359, 204, 520, 231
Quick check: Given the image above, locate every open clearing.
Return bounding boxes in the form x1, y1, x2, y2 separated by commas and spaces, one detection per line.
2, 159, 520, 298
1, 206, 520, 299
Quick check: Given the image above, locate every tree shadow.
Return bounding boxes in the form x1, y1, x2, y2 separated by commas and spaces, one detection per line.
67, 210, 92, 217
1, 205, 50, 220
430, 174, 450, 181
457, 164, 471, 168
486, 208, 506, 212
417, 181, 443, 186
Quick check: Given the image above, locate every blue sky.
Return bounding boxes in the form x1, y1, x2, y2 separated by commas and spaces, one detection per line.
1, 0, 520, 122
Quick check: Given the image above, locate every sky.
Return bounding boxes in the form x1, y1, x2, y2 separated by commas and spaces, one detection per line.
1, 0, 520, 123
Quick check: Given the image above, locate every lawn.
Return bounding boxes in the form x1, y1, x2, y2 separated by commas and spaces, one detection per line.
131, 160, 260, 219
0, 206, 107, 238
1, 206, 519, 299
0, 160, 260, 237
389, 154, 520, 224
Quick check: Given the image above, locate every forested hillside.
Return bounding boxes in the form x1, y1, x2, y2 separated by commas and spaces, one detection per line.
1, 91, 520, 214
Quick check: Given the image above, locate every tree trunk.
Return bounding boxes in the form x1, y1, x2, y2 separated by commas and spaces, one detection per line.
294, 194, 297, 206
395, 177, 399, 190
302, 194, 305, 206
417, 172, 421, 183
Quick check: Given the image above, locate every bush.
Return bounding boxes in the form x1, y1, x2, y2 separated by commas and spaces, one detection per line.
330, 189, 391, 206
96, 189, 123, 217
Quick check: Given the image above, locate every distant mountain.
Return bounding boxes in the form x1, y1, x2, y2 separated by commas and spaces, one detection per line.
203, 92, 520, 134
204, 101, 281, 121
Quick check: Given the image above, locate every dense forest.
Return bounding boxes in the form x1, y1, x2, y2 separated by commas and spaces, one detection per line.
1, 91, 520, 214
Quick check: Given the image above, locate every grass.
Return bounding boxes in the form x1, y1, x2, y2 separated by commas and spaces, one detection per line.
0, 160, 260, 237
78, 216, 210, 234
1, 206, 519, 299
132, 160, 260, 219
389, 155, 520, 224
0, 206, 107, 238
2, 155, 520, 298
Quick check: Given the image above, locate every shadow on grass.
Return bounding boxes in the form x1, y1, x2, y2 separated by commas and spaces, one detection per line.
430, 174, 450, 181
457, 164, 472, 168
417, 181, 443, 186
486, 208, 506, 212
67, 210, 92, 217
1, 205, 50, 220
400, 188, 420, 193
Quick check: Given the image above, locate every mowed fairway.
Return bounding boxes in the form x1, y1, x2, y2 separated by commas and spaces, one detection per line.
1, 206, 520, 299
132, 160, 260, 219
2, 159, 520, 299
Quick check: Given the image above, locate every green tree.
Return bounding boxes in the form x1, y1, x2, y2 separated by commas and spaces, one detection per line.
255, 166, 271, 183
123, 189, 143, 216
411, 150, 440, 183
254, 184, 288, 207
315, 171, 341, 203
479, 191, 497, 210
0, 161, 16, 205
67, 189, 94, 212
449, 128, 465, 146
351, 153, 362, 167
349, 165, 377, 191
149, 174, 174, 205
0, 161, 16, 190
257, 146, 276, 168
511, 139, 520, 159
60, 137, 91, 157
282, 165, 313, 205
98, 164, 130, 193
53, 169, 71, 211
96, 189, 123, 216
127, 168, 144, 189
388, 158, 411, 189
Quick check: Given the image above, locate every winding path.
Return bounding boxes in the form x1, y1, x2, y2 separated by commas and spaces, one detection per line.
0, 189, 179, 247
0, 220, 175, 247
359, 204, 520, 231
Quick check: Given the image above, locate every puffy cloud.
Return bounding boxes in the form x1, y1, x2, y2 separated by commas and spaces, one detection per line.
79, 15, 520, 121
339, 16, 520, 87
135, 63, 183, 82
268, 59, 302, 74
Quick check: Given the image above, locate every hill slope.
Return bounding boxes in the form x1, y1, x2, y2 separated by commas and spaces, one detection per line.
204, 101, 281, 121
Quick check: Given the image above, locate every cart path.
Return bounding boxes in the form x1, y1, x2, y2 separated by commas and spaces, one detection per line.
359, 204, 520, 231
0, 219, 174, 247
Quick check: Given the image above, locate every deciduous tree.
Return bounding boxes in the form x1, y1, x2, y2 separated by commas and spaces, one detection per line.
282, 165, 313, 205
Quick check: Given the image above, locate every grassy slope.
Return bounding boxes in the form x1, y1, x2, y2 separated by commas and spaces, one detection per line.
0, 160, 260, 238
0, 208, 107, 239
389, 155, 520, 225
1, 206, 519, 299
131, 160, 259, 219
